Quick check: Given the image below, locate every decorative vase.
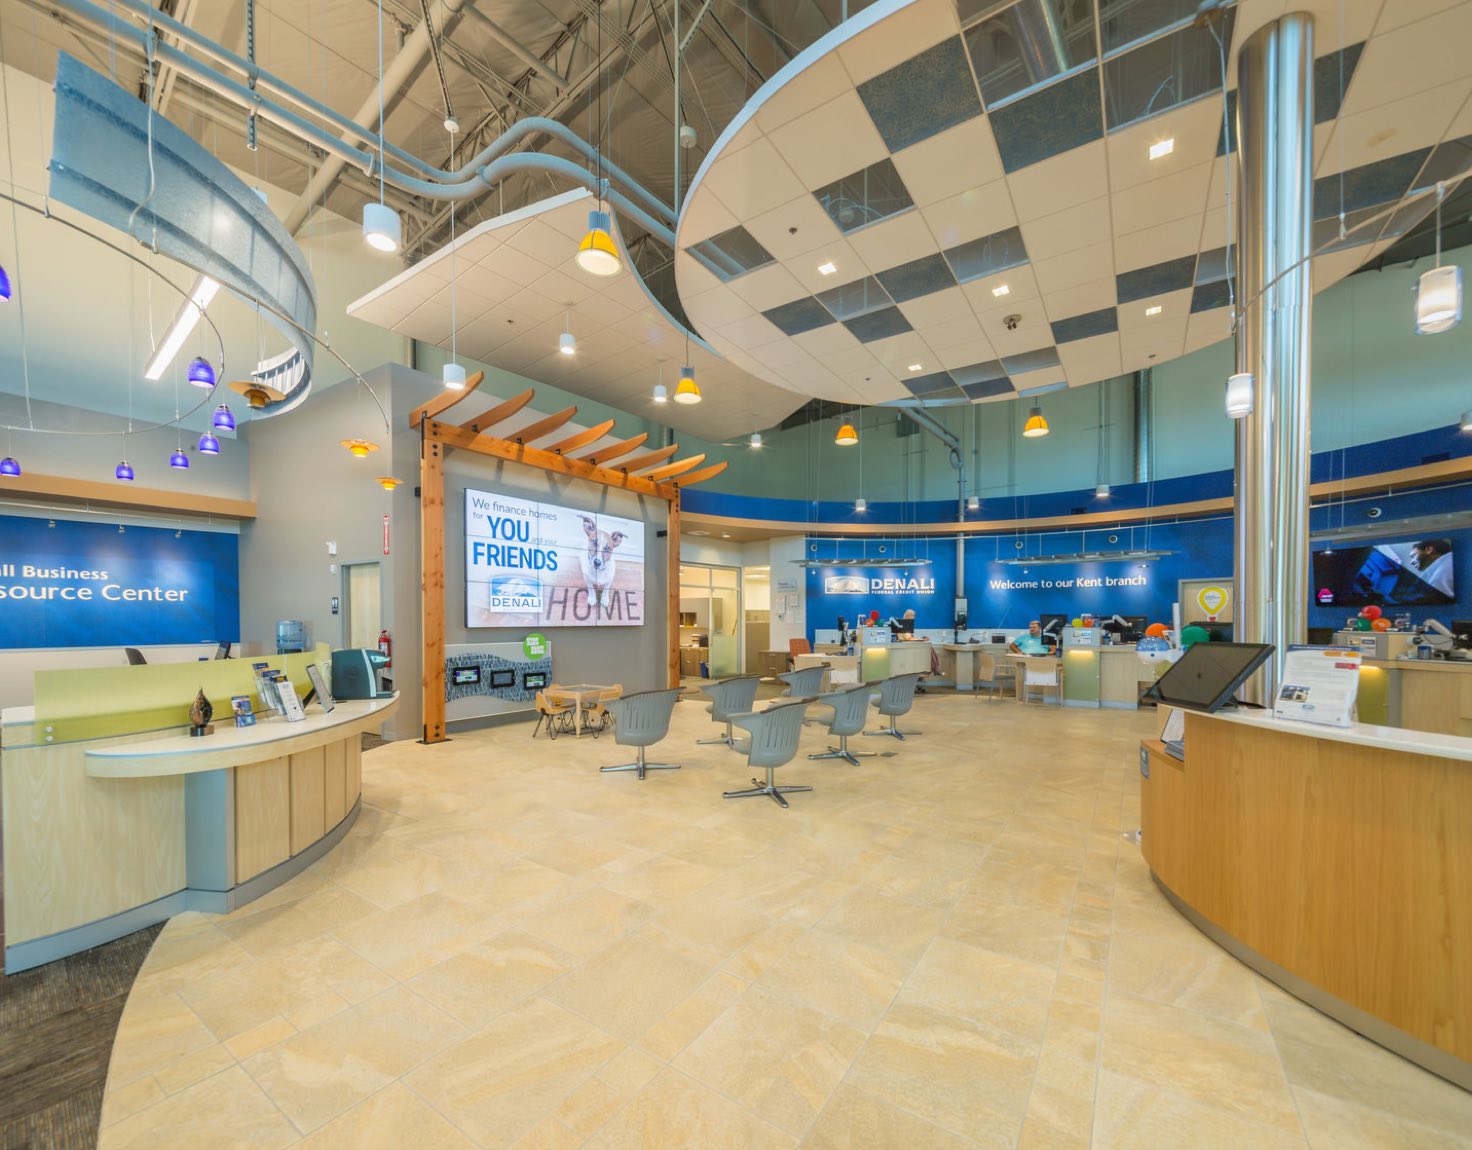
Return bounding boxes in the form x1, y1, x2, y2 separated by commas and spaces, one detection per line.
189, 688, 214, 736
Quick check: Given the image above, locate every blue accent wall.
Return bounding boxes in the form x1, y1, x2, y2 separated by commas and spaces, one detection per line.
0, 516, 239, 649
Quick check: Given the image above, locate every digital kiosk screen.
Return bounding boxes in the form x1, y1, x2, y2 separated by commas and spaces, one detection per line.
450, 667, 481, 686
490, 669, 516, 688
1143, 642, 1274, 714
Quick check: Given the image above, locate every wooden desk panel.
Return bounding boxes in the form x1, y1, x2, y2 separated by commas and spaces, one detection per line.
289, 746, 327, 856
1141, 714, 1472, 1084
236, 756, 291, 883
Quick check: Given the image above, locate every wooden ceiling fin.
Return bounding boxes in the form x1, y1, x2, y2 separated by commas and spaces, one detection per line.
545, 419, 615, 456
408, 370, 485, 427
620, 444, 680, 472
509, 406, 577, 445
645, 453, 706, 481
670, 460, 729, 488
458, 387, 534, 434
579, 432, 648, 466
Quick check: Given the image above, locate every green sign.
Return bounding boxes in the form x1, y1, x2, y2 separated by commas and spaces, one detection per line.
523, 632, 548, 660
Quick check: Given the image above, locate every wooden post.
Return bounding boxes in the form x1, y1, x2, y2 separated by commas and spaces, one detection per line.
668, 489, 681, 689
421, 428, 447, 743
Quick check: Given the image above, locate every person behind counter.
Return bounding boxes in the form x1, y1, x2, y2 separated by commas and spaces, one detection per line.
1009, 619, 1058, 654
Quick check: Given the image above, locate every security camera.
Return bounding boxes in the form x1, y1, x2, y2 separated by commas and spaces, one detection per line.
1003, 314, 1021, 331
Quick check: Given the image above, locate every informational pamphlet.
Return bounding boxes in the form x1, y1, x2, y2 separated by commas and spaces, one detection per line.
230, 695, 256, 728
276, 678, 307, 722
1273, 646, 1361, 727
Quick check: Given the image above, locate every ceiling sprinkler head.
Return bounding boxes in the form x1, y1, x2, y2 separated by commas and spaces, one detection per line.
1003, 314, 1022, 331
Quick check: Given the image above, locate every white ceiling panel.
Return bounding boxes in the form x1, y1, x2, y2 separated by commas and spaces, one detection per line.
892, 116, 1006, 208
767, 90, 891, 190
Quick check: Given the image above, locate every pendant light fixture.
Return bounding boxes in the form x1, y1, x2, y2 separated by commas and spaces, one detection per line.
442, 120, 466, 389
212, 404, 235, 431
0, 264, 11, 302
1225, 372, 1254, 418
197, 431, 220, 455
855, 498, 868, 512
377, 476, 404, 491
1416, 182, 1462, 334
559, 310, 577, 355
835, 417, 858, 446
186, 356, 215, 389
1462, 410, 1472, 433
750, 432, 763, 448
362, 0, 401, 253
576, 7, 622, 277
855, 411, 866, 512
1094, 383, 1109, 496
0, 455, 19, 477
1022, 404, 1049, 438
653, 383, 667, 404
340, 438, 379, 459
673, 365, 700, 404
967, 495, 980, 511
169, 447, 190, 469
115, 460, 134, 481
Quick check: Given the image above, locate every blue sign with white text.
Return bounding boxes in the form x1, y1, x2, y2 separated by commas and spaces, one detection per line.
0, 515, 239, 649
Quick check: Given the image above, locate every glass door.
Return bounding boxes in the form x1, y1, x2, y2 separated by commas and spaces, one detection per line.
343, 562, 382, 650
678, 563, 742, 678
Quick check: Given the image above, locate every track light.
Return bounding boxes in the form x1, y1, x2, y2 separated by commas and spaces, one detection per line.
1022, 405, 1049, 437
443, 363, 467, 390
362, 201, 402, 253
1225, 372, 1254, 419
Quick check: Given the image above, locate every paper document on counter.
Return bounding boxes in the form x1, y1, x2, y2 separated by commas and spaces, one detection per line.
1273, 646, 1361, 727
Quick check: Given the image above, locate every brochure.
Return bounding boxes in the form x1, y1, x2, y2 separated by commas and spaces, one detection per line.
276, 678, 307, 722
1273, 646, 1361, 728
230, 695, 256, 728
305, 663, 335, 713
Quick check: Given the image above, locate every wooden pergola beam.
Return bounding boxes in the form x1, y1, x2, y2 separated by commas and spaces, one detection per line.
644, 454, 706, 481
620, 444, 680, 473
408, 370, 485, 428
509, 406, 577, 445
545, 419, 615, 456
458, 387, 534, 434
579, 432, 648, 467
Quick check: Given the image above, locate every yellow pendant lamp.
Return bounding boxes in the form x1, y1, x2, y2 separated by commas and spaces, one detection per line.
377, 476, 404, 491
834, 419, 858, 446
1022, 404, 1049, 438
673, 364, 701, 404
576, 210, 621, 276
340, 438, 379, 459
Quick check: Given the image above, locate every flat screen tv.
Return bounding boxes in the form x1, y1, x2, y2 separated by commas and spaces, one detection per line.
1312, 539, 1454, 607
1143, 642, 1274, 714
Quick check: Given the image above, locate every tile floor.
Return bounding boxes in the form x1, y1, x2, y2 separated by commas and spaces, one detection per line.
97, 694, 1472, 1148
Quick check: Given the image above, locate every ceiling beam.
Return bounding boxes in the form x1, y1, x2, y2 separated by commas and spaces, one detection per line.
462, 4, 568, 87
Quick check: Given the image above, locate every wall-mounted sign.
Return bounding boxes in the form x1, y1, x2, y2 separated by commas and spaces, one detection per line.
465, 489, 645, 628
0, 515, 239, 649
823, 572, 936, 595
1197, 584, 1230, 618
522, 632, 548, 659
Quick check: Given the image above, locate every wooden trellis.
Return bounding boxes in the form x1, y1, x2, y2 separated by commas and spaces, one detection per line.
409, 372, 727, 743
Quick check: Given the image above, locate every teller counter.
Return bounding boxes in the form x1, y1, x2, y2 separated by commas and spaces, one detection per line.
1, 647, 395, 973
1062, 646, 1169, 708
1357, 658, 1472, 736
1140, 709, 1472, 1089
860, 640, 933, 682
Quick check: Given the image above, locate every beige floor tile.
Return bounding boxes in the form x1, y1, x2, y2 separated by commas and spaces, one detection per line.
899, 935, 1056, 1055
224, 1016, 297, 1062
861, 852, 973, 908
98, 1076, 165, 1130
405, 997, 623, 1148
553, 1073, 628, 1138
152, 1041, 235, 1095
674, 986, 866, 1136
215, 884, 381, 959
845, 1001, 1035, 1145
812, 888, 947, 963
584, 1066, 795, 1150
510, 1116, 586, 1149
636, 892, 772, 966
331, 889, 505, 980
636, 981, 736, 1061
942, 892, 1071, 966
1292, 1085, 1472, 1149
106, 992, 218, 1088
515, 886, 659, 959
1099, 989, 1300, 1132
596, 852, 721, 903
1092, 1067, 1308, 1148
294, 1083, 478, 1149
242, 985, 467, 1133
747, 928, 913, 1031
1107, 932, 1268, 1030
805, 1083, 975, 1149
408, 929, 580, 1030
542, 933, 714, 1043
98, 1065, 298, 1150
595, 1045, 664, 1094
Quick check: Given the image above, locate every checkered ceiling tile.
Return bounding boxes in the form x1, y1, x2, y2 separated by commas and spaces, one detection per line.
676, 0, 1472, 408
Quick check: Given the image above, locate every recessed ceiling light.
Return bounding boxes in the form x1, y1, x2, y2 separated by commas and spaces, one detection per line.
992, 284, 1011, 297
908, 363, 923, 372
817, 261, 837, 276
1149, 138, 1175, 160
1145, 304, 1163, 316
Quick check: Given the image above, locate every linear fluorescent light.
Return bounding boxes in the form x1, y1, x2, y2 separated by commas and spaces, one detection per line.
817, 260, 837, 276
794, 558, 929, 569
992, 284, 1010, 297
908, 363, 923, 372
144, 276, 221, 381
1145, 304, 1162, 316
1001, 549, 1173, 566
1149, 138, 1175, 160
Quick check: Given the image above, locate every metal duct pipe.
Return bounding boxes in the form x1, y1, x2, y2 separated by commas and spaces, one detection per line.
45, 0, 676, 229
1132, 369, 1152, 483
462, 5, 570, 87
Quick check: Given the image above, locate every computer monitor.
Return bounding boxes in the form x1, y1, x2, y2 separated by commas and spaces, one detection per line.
213, 640, 232, 660
1452, 621, 1472, 650
1038, 614, 1068, 640
889, 617, 915, 635
1142, 642, 1274, 713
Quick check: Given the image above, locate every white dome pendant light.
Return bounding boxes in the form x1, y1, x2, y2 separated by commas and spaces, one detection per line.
362, 0, 401, 253
1416, 183, 1462, 334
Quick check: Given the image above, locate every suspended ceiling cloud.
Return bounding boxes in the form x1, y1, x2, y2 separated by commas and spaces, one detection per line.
674, 0, 1472, 408
346, 188, 808, 440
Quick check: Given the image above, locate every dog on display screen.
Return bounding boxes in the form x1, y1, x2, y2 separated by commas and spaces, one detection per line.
579, 516, 626, 611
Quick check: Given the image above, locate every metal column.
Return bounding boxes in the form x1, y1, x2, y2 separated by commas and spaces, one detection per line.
1233, 13, 1314, 703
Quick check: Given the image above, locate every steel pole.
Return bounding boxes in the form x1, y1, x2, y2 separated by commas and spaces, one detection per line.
1233, 13, 1314, 703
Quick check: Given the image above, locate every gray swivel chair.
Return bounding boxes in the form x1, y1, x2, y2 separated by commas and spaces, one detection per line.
723, 698, 814, 808
778, 663, 827, 697
865, 672, 926, 740
698, 675, 761, 750
808, 683, 876, 766
599, 689, 682, 781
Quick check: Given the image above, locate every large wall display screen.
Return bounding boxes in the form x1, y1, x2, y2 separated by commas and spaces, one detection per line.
1312, 539, 1455, 607
465, 489, 645, 628
0, 514, 240, 649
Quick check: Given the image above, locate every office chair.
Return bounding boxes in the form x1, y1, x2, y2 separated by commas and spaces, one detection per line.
697, 675, 761, 750
865, 672, 925, 740
723, 697, 814, 808
808, 683, 876, 766
778, 663, 827, 697
599, 689, 682, 781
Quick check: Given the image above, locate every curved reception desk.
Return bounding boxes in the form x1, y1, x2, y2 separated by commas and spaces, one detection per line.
1140, 709, 1471, 1089
1, 648, 395, 973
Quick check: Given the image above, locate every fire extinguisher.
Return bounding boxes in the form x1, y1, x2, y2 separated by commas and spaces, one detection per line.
377, 629, 392, 669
